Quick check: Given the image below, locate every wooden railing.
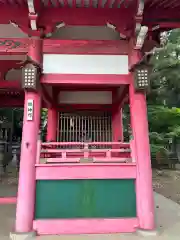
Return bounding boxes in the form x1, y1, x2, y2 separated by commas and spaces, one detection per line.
36, 141, 132, 164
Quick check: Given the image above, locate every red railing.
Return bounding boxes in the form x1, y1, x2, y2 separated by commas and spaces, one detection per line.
36, 141, 132, 164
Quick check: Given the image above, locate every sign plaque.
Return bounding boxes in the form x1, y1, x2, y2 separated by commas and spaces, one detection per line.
27, 99, 34, 121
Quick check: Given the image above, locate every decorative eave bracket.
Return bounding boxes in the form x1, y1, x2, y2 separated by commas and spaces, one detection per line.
134, 0, 148, 50
27, 0, 38, 31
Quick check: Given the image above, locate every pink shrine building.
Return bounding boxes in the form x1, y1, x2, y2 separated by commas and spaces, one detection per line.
0, 0, 178, 238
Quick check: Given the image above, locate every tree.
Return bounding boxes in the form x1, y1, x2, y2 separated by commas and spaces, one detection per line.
150, 29, 180, 107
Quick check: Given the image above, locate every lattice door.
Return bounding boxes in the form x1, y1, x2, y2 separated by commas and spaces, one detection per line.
58, 111, 112, 143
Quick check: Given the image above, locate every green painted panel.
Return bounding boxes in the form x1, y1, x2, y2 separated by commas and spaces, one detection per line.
35, 179, 136, 219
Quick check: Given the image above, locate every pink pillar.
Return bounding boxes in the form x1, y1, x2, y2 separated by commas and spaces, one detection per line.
129, 50, 154, 230
15, 38, 42, 233
112, 107, 123, 142
46, 108, 57, 142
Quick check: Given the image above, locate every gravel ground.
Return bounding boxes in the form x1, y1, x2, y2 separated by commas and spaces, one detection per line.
152, 168, 180, 205
1, 166, 180, 206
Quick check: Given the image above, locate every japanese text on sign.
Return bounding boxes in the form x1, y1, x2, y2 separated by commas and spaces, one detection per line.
27, 99, 34, 121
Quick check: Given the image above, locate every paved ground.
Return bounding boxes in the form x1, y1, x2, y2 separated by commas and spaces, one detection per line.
0, 204, 15, 240
1, 192, 180, 240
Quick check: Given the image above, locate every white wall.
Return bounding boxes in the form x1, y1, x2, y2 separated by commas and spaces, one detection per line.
43, 54, 128, 75
59, 91, 112, 104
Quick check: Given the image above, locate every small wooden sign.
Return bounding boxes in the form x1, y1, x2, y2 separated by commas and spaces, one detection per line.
27, 99, 34, 121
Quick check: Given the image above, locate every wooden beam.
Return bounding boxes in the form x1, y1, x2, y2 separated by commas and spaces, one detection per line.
43, 39, 128, 55
0, 38, 28, 55
0, 80, 21, 89
41, 74, 130, 85
0, 39, 128, 55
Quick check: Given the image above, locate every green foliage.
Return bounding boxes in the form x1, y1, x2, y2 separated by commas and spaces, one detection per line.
150, 29, 180, 107
146, 29, 180, 157
148, 106, 180, 134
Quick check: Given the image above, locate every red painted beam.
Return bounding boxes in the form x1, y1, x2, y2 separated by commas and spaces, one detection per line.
41, 74, 130, 85
43, 40, 128, 55
0, 38, 28, 55
53, 86, 115, 91
0, 39, 128, 55
57, 104, 112, 111
0, 80, 21, 89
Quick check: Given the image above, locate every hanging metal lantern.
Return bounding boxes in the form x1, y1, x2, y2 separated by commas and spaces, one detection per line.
134, 63, 151, 91
22, 63, 40, 90
130, 51, 153, 92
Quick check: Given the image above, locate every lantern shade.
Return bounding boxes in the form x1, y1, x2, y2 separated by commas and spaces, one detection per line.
22, 63, 40, 90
